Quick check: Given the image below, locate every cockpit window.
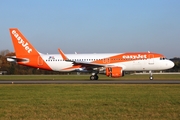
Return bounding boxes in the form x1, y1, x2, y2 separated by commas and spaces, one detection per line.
160, 57, 167, 60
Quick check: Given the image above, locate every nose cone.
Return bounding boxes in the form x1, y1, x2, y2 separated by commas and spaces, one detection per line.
168, 60, 174, 69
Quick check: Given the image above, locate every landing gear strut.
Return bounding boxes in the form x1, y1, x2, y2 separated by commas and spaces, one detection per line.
149, 70, 153, 80
90, 73, 99, 80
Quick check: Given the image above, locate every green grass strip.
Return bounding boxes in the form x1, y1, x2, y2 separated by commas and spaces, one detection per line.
0, 84, 180, 119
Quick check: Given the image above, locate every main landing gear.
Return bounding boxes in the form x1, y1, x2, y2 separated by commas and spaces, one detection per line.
90, 73, 99, 80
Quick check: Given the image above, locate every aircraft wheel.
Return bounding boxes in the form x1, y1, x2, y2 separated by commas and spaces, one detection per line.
90, 75, 95, 80
90, 75, 99, 80
95, 75, 99, 80
149, 76, 153, 80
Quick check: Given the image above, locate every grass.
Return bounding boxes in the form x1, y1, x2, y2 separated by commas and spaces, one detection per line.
0, 74, 180, 80
0, 84, 180, 120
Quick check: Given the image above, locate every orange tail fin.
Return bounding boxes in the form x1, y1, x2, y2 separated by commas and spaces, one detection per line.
9, 28, 39, 57
9, 28, 52, 71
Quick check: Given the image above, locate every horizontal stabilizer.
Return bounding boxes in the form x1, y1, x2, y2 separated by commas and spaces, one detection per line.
6, 56, 29, 63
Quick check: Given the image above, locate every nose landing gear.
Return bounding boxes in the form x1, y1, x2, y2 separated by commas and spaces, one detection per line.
149, 71, 153, 80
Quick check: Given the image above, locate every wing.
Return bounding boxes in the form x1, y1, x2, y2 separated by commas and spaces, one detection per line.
58, 48, 107, 70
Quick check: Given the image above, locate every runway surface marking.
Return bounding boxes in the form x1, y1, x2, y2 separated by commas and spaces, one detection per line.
0, 80, 180, 84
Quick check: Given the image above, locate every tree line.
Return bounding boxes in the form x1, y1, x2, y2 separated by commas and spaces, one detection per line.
0, 50, 180, 75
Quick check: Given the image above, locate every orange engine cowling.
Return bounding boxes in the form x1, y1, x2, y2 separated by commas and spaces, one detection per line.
106, 67, 124, 78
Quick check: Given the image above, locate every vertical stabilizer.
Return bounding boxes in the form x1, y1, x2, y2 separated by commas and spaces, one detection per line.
9, 28, 52, 71
9, 28, 39, 57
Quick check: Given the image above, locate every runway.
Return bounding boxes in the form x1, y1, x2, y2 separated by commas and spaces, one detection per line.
0, 80, 180, 84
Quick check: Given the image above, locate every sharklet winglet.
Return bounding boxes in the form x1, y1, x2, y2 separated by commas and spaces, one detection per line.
58, 48, 69, 61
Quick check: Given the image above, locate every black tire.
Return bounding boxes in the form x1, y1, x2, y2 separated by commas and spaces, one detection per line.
90, 75, 95, 80
95, 75, 99, 80
149, 76, 153, 80
90, 75, 99, 80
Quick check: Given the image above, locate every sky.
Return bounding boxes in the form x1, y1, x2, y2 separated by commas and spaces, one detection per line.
0, 0, 180, 58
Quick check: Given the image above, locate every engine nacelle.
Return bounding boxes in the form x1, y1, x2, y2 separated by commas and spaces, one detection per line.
106, 67, 124, 78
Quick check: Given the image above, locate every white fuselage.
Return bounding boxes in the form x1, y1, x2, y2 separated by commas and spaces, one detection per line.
39, 53, 174, 72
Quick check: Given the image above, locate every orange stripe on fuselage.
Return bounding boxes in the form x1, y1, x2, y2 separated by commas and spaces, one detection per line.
92, 52, 163, 64
62, 65, 82, 71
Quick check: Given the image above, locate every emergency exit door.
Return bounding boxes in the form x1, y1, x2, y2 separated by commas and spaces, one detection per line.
38, 56, 43, 65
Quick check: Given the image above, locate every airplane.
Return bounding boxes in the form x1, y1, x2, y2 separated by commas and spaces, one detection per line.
7, 28, 174, 80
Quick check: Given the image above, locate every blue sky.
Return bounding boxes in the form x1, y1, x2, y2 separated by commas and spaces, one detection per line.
0, 0, 180, 58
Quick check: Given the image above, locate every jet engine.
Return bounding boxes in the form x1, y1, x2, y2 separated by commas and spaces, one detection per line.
106, 67, 124, 78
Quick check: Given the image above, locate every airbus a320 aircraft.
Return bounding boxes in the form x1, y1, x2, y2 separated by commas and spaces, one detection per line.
7, 28, 174, 80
